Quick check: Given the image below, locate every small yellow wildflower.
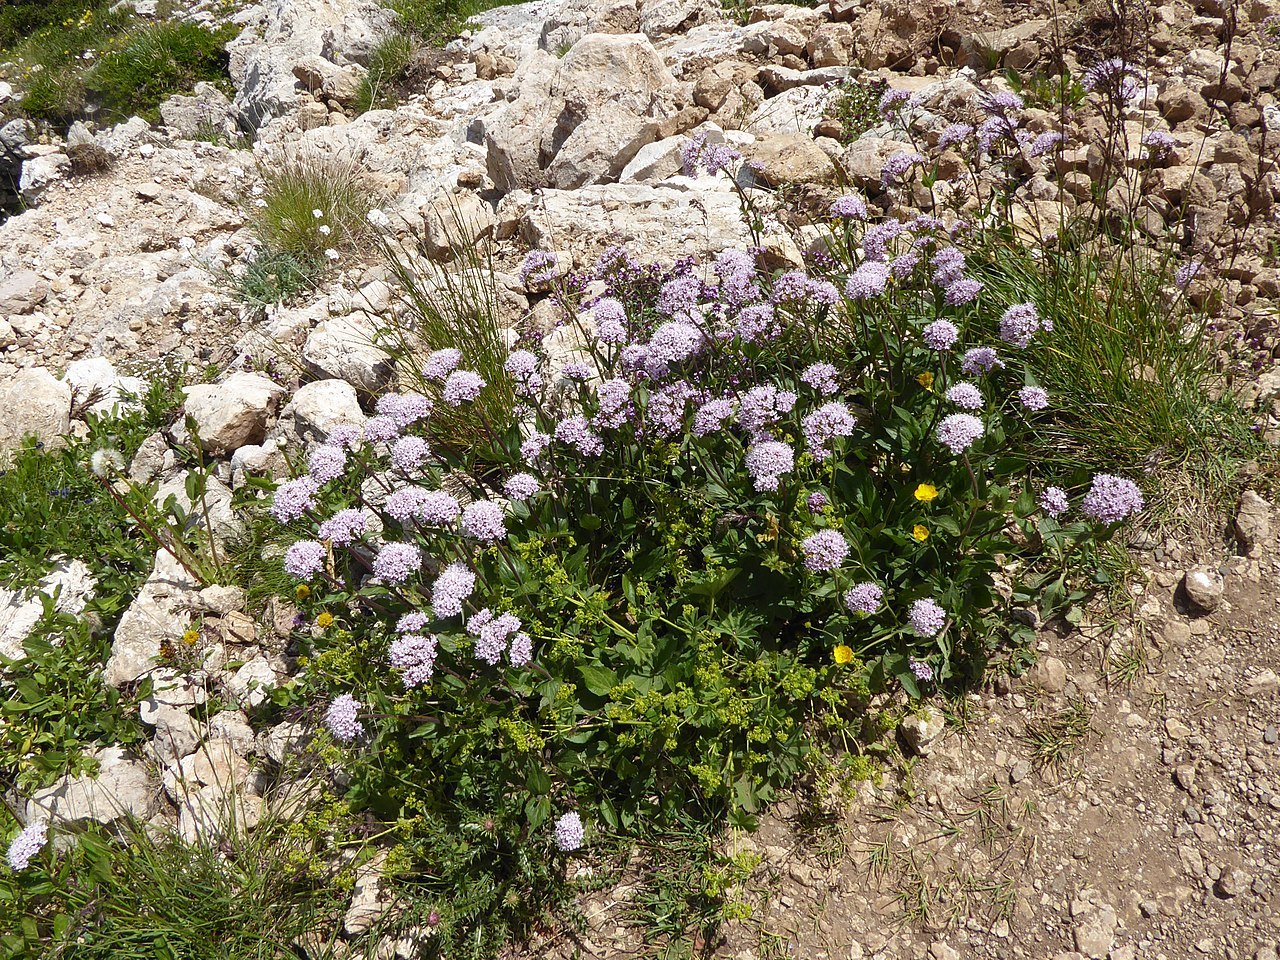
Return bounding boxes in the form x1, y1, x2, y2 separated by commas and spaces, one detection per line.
912, 524, 930, 542
833, 645, 854, 665
914, 483, 939, 503
295, 584, 312, 600
181, 628, 199, 646
916, 372, 934, 390
316, 612, 335, 629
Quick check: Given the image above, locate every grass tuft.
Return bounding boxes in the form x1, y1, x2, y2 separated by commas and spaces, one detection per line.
248, 153, 377, 263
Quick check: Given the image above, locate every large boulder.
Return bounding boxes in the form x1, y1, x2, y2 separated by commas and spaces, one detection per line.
62, 357, 147, 417
539, 0, 640, 52
302, 314, 394, 392
105, 551, 201, 688
27, 747, 159, 826
159, 82, 242, 141
520, 178, 750, 264
482, 33, 683, 191
182, 372, 285, 455
278, 378, 367, 441
0, 368, 72, 459
225, 0, 391, 131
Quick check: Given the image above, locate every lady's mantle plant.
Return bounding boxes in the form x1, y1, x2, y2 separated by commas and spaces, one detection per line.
267, 154, 1141, 942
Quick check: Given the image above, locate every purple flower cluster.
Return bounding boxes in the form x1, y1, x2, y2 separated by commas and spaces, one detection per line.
745, 440, 794, 492
878, 88, 912, 116
6, 819, 47, 870
845, 261, 890, 300
1080, 474, 1144, 523
432, 561, 476, 618
519, 251, 559, 287
389, 633, 438, 687
423, 348, 461, 382
556, 414, 605, 456
1174, 260, 1202, 290
271, 476, 320, 523
325, 694, 364, 743
392, 435, 432, 472
648, 320, 703, 364
397, 612, 429, 633
961, 347, 1003, 375
800, 362, 840, 396
1027, 131, 1063, 158
373, 543, 422, 583
738, 384, 797, 436
831, 194, 869, 219
802, 402, 857, 459
468, 609, 524, 665
327, 424, 363, 450
593, 298, 628, 344
681, 133, 741, 177
909, 658, 934, 682
504, 472, 540, 500
521, 431, 551, 462
308, 445, 347, 484
693, 398, 735, 438
554, 811, 584, 852
461, 500, 507, 543
1039, 486, 1068, 518
1082, 57, 1140, 103
318, 508, 369, 546
943, 278, 982, 306
442, 370, 486, 406
844, 582, 883, 614
363, 416, 400, 443
377, 392, 432, 428
922, 320, 959, 351
1017, 386, 1049, 410
908, 598, 947, 636
882, 151, 925, 187
284, 540, 327, 579
937, 123, 974, 150
936, 413, 985, 455
807, 491, 829, 513
998, 303, 1051, 348
945, 382, 983, 410
801, 530, 849, 572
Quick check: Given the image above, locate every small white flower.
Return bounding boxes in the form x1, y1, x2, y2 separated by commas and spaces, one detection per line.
324, 248, 340, 261
251, 184, 263, 196
254, 198, 267, 208
318, 224, 331, 235
312, 209, 324, 219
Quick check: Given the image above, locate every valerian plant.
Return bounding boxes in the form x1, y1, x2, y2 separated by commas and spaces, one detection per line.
257, 166, 1142, 948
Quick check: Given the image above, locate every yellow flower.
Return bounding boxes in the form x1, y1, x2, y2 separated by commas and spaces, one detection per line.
833, 645, 854, 665
295, 584, 311, 600
181, 629, 199, 646
912, 524, 930, 542
316, 612, 334, 629
916, 372, 934, 390
914, 483, 939, 503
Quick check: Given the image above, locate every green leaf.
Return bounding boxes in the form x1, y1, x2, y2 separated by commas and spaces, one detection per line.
578, 664, 618, 696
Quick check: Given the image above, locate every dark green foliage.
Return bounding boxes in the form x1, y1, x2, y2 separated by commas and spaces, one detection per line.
0, 808, 366, 960
85, 20, 238, 124
0, 377, 181, 593
2, 3, 234, 127
0, 602, 145, 792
